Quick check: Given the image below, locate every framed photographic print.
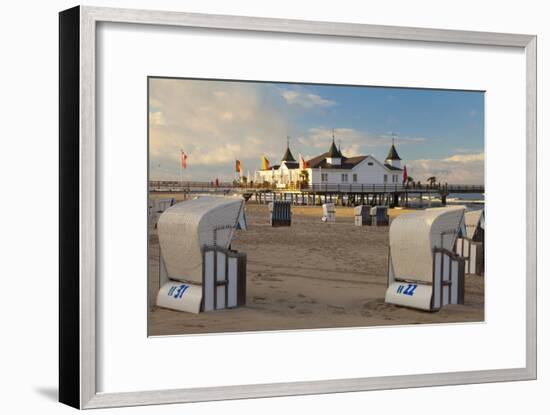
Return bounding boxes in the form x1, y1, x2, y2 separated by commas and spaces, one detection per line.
59, 5, 537, 409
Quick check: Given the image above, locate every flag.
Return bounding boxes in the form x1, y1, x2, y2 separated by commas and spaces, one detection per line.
403, 165, 408, 184
180, 150, 187, 169
299, 154, 308, 170
261, 156, 270, 170
235, 160, 241, 174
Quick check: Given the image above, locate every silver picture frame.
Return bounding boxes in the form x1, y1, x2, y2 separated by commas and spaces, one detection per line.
59, 5, 537, 409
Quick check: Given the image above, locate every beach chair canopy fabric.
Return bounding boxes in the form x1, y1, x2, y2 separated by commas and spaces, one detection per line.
157, 196, 245, 284
389, 206, 465, 283
464, 209, 484, 239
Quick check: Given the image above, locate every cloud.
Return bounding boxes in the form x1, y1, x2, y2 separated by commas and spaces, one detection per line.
296, 127, 426, 157
443, 152, 484, 163
379, 134, 426, 144
149, 79, 292, 181
406, 152, 484, 185
148, 79, 476, 183
280, 89, 336, 109
149, 111, 165, 126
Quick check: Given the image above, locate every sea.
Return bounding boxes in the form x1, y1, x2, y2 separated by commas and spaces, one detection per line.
446, 193, 485, 211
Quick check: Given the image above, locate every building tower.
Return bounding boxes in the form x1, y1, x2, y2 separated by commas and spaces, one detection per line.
326, 129, 343, 166
385, 134, 402, 169
281, 136, 296, 164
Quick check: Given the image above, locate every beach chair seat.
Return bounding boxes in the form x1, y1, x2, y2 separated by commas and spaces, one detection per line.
156, 196, 247, 313
371, 205, 389, 226
269, 201, 292, 226
385, 248, 465, 310
322, 203, 336, 223
385, 206, 466, 311
157, 247, 247, 313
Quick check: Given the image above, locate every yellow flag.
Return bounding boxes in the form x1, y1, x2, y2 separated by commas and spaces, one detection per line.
262, 156, 270, 170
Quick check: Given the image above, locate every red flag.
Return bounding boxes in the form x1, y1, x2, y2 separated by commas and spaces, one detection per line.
402, 165, 408, 184
299, 154, 309, 170
235, 160, 241, 173
181, 150, 187, 169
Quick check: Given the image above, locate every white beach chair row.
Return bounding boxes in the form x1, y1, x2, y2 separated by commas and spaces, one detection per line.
354, 205, 389, 226
153, 195, 483, 315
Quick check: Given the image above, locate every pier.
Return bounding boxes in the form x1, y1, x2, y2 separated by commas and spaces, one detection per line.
149, 181, 484, 207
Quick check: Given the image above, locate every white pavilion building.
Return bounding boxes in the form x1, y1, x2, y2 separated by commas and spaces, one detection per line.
255, 137, 404, 187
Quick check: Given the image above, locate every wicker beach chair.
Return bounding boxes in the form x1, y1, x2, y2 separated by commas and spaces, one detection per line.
269, 201, 292, 226
156, 196, 247, 313
385, 206, 466, 311
322, 203, 336, 223
354, 205, 371, 226
150, 197, 176, 228
370, 205, 389, 226
454, 209, 485, 275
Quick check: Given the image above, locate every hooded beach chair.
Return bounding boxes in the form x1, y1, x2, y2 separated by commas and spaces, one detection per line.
371, 205, 389, 226
354, 205, 371, 226
385, 206, 466, 311
156, 196, 247, 313
454, 209, 485, 275
322, 203, 336, 222
149, 197, 176, 228
269, 201, 292, 226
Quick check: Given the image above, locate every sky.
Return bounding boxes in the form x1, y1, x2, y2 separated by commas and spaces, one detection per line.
149, 78, 484, 184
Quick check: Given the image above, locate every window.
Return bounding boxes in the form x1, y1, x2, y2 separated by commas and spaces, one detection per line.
353, 174, 357, 183
368, 162, 374, 166
393, 175, 399, 183
384, 174, 388, 183
341, 174, 348, 183
321, 173, 328, 182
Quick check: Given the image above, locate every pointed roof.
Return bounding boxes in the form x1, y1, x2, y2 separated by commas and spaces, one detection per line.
386, 144, 401, 161
327, 139, 342, 158
281, 145, 296, 162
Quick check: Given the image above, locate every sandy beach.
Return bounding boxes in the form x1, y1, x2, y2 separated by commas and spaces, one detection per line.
148, 200, 484, 336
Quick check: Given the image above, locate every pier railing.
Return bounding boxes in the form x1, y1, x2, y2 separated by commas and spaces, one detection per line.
149, 180, 484, 194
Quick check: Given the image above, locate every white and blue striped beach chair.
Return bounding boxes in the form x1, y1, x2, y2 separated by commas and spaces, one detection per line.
269, 201, 292, 226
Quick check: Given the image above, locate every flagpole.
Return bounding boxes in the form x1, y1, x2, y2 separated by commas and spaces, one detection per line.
180, 150, 183, 193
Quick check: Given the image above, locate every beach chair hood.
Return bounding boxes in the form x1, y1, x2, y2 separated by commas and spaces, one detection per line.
157, 196, 245, 284
389, 206, 465, 283
464, 209, 484, 239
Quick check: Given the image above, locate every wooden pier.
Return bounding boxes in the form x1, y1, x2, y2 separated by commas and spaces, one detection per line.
149, 181, 484, 207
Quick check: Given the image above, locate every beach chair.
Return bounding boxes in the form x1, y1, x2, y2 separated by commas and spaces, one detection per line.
354, 205, 371, 226
269, 201, 291, 226
322, 203, 336, 222
454, 209, 485, 275
149, 197, 176, 228
385, 206, 466, 311
156, 196, 247, 313
371, 206, 389, 226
